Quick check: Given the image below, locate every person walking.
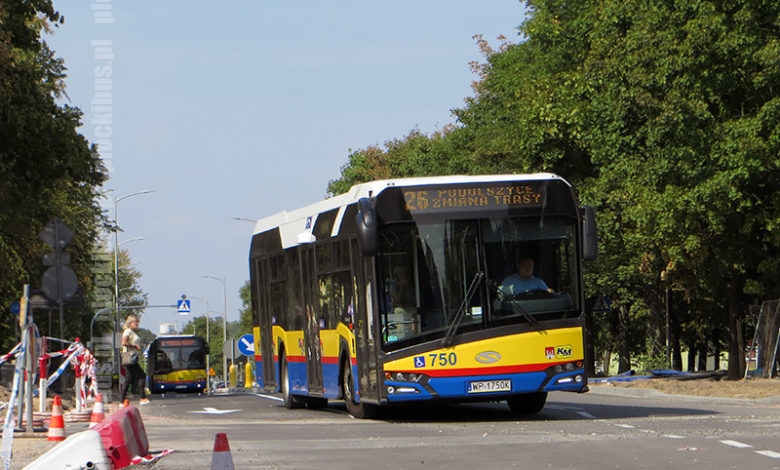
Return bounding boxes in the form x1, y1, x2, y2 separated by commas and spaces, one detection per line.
120, 314, 150, 405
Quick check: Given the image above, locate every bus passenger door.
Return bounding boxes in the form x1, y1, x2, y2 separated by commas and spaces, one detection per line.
302, 247, 324, 395
352, 240, 380, 403
255, 256, 278, 392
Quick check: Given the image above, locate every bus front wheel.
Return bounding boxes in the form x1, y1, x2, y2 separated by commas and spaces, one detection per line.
340, 356, 376, 419
280, 351, 305, 409
507, 392, 547, 414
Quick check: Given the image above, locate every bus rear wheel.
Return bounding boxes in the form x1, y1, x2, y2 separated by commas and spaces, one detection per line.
507, 392, 547, 414
340, 356, 376, 419
280, 351, 305, 409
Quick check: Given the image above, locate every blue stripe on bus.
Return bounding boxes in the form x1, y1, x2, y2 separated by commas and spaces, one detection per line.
384, 369, 586, 402
270, 359, 343, 399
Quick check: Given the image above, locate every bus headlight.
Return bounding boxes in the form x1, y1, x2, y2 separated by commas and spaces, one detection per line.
387, 386, 420, 395
385, 371, 428, 383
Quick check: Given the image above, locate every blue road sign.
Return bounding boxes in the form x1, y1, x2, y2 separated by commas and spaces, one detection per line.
9, 301, 20, 316
237, 334, 255, 356
177, 299, 191, 314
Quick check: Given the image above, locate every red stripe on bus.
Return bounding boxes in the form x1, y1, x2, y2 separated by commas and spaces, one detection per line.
394, 362, 570, 378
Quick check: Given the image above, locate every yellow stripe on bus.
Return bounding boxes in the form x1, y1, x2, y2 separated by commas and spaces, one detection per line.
384, 326, 584, 372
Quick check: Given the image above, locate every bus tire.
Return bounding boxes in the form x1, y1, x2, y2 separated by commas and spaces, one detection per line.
507, 392, 547, 414
280, 351, 305, 409
340, 356, 376, 419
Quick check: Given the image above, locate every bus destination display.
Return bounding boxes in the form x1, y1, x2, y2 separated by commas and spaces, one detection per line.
403, 183, 544, 213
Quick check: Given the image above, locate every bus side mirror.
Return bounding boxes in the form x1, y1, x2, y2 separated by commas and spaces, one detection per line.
582, 205, 598, 261
356, 197, 377, 257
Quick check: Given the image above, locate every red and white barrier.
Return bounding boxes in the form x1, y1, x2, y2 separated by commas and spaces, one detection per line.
93, 404, 149, 469
37, 339, 99, 413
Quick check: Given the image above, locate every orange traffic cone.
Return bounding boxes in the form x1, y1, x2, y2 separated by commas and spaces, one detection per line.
89, 393, 105, 428
47, 395, 66, 441
210, 433, 235, 470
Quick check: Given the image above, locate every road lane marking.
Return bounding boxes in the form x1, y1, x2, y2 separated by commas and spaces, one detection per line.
755, 450, 780, 459
720, 440, 752, 449
188, 407, 242, 415
251, 393, 284, 402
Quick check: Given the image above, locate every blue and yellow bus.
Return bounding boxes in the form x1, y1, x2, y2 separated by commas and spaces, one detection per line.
147, 335, 208, 394
248, 174, 597, 417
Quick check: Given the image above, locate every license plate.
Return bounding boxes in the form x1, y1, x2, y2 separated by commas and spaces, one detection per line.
467, 379, 511, 394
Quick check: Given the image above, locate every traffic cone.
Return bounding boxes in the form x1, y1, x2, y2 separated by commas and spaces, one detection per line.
89, 393, 105, 428
210, 432, 235, 470
47, 395, 66, 441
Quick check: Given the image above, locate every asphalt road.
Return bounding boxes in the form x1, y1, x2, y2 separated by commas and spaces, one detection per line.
12, 387, 780, 469
134, 387, 780, 469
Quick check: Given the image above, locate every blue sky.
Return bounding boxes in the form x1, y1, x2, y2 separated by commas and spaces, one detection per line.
46, 1, 527, 335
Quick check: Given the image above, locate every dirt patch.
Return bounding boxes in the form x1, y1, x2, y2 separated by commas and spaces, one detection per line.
1, 385, 100, 468
591, 377, 780, 400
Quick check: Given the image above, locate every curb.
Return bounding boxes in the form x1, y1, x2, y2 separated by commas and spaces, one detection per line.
587, 384, 780, 405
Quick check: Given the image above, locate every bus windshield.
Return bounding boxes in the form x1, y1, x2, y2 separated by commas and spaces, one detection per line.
151, 337, 207, 374
377, 216, 579, 349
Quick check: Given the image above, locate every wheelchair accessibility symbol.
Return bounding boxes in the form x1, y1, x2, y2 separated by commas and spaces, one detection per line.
414, 356, 425, 368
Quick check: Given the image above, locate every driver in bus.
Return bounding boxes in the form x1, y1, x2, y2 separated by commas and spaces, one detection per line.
499, 256, 554, 297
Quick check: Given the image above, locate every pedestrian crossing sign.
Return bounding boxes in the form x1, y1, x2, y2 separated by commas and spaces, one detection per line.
177, 299, 191, 314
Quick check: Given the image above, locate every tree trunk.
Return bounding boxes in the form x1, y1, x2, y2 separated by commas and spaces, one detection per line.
726, 282, 744, 380
617, 304, 632, 373
583, 297, 597, 376
671, 305, 683, 371
601, 350, 611, 375
697, 340, 707, 371
686, 337, 696, 372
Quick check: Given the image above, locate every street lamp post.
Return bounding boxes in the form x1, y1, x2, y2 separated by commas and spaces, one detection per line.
189, 296, 211, 391
232, 217, 257, 224
111, 189, 154, 391
201, 275, 227, 382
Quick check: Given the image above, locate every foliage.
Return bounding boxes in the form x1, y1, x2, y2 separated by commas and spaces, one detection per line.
0, 0, 110, 350
328, 0, 780, 377
326, 127, 464, 196
238, 280, 253, 335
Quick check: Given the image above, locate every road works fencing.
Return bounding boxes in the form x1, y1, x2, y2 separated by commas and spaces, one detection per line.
746, 299, 780, 378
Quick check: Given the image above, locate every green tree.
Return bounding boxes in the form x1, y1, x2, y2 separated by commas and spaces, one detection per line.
454, 0, 780, 377
238, 280, 253, 334
327, 128, 461, 196
182, 314, 223, 377
0, 0, 108, 350
328, 0, 780, 379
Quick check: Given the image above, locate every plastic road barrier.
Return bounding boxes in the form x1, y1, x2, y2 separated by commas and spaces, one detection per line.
93, 404, 149, 469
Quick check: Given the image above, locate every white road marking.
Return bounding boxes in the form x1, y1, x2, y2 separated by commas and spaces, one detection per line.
719, 440, 780, 460
251, 393, 284, 402
720, 440, 753, 449
576, 411, 595, 419
755, 450, 780, 459
615, 424, 635, 429
188, 407, 242, 415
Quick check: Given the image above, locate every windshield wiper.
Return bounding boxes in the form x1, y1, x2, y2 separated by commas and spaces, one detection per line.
442, 272, 484, 347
